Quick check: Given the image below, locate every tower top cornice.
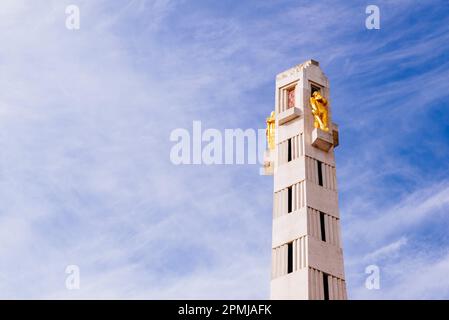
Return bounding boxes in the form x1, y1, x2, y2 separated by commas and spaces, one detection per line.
276, 59, 320, 81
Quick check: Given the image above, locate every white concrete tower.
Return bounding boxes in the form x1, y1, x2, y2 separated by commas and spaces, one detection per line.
264, 60, 347, 300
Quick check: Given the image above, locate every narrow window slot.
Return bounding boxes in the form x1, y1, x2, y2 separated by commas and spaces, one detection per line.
287, 187, 292, 213
287, 139, 292, 162
317, 160, 323, 186
287, 242, 293, 274
323, 273, 329, 300
320, 212, 326, 242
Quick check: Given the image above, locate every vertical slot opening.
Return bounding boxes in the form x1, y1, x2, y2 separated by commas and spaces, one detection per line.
287, 138, 292, 162
323, 273, 330, 300
317, 160, 323, 186
320, 212, 326, 242
287, 186, 292, 213
287, 242, 293, 274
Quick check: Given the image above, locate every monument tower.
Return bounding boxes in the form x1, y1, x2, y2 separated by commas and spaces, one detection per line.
264, 60, 347, 300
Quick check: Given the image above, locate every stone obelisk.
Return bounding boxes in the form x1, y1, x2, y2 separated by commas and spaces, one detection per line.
264, 60, 347, 300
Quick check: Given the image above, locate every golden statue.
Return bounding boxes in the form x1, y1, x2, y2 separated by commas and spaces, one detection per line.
309, 91, 329, 132
266, 111, 275, 150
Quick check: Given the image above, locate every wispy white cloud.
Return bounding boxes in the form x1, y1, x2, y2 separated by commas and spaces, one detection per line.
345, 181, 449, 243
362, 237, 408, 263
0, 0, 448, 299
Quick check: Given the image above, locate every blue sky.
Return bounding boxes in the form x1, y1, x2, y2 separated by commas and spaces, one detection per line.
0, 0, 448, 299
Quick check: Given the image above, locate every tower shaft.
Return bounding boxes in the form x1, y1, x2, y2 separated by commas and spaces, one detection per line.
265, 60, 347, 300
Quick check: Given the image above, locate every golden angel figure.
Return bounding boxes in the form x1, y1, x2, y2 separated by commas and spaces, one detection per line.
266, 111, 275, 150
309, 91, 329, 132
